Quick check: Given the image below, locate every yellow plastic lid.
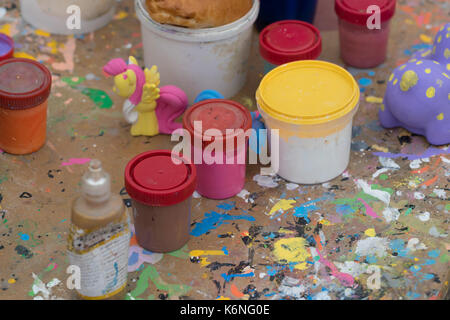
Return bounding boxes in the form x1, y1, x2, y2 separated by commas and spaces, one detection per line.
256, 60, 360, 125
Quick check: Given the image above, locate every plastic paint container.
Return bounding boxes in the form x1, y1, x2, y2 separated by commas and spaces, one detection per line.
256, 60, 360, 184
260, 20, 322, 74
0, 58, 52, 155
20, 0, 117, 35
335, 0, 396, 68
135, 0, 260, 104
125, 150, 197, 253
183, 100, 252, 200
257, 0, 318, 30
0, 34, 14, 62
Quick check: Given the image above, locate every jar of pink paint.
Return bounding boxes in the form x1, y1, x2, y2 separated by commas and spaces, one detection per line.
183, 100, 252, 200
335, 0, 396, 68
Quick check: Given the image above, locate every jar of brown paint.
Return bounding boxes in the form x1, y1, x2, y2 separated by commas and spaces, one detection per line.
125, 150, 197, 253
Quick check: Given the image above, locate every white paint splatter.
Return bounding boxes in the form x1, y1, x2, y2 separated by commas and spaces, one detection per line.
429, 226, 448, 238
335, 261, 368, 277
414, 192, 425, 200
409, 159, 422, 169
379, 157, 400, 169
406, 238, 427, 251
193, 191, 202, 199
355, 179, 391, 205
372, 168, 389, 179
355, 237, 389, 258
277, 276, 306, 300
253, 174, 279, 188
433, 188, 446, 199
313, 291, 331, 300
382, 207, 400, 223
417, 212, 430, 222
286, 183, 299, 191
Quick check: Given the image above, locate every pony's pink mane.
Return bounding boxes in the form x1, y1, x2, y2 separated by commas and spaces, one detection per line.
103, 58, 146, 106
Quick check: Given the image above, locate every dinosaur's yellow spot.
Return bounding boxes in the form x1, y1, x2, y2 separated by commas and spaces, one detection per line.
445, 48, 450, 59
410, 59, 417, 63
437, 35, 442, 43
426, 87, 436, 98
447, 33, 450, 39
393, 79, 398, 85
447, 64, 450, 71
380, 104, 385, 111
425, 68, 431, 74
437, 113, 444, 121
399, 65, 406, 70
421, 50, 431, 57
416, 61, 423, 65
389, 73, 394, 82
443, 73, 450, 79
400, 70, 419, 92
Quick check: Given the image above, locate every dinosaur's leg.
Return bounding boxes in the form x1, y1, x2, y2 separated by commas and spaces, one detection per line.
379, 104, 401, 129
425, 116, 450, 146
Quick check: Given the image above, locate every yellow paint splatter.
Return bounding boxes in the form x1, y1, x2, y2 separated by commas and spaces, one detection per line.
426, 87, 436, 98
437, 113, 444, 121
372, 144, 389, 153
35, 29, 50, 37
0, 24, 11, 36
365, 228, 376, 237
13, 52, 37, 60
273, 237, 311, 271
7, 278, 16, 284
420, 34, 432, 44
366, 96, 384, 104
268, 199, 296, 216
400, 70, 419, 91
114, 11, 129, 20
190, 249, 227, 267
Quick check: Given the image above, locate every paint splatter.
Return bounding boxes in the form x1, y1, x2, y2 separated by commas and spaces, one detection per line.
190, 211, 255, 237
273, 237, 311, 271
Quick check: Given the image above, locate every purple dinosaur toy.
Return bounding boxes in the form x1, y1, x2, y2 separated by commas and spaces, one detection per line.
380, 23, 450, 146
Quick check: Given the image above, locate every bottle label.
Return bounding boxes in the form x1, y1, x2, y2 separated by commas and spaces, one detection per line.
67, 218, 130, 299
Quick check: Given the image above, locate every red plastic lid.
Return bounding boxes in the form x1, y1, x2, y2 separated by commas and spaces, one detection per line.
260, 20, 322, 65
125, 150, 197, 207
0, 34, 14, 61
335, 0, 396, 26
0, 58, 52, 110
183, 99, 252, 149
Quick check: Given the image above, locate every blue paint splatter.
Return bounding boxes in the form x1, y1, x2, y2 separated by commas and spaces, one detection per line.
428, 249, 440, 258
128, 252, 139, 266
336, 204, 355, 217
390, 239, 409, 257
221, 272, 255, 282
359, 78, 372, 86
190, 211, 255, 237
19, 233, 30, 241
217, 202, 236, 211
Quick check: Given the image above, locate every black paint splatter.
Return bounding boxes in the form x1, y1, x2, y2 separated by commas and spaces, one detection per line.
19, 192, 32, 199
14, 245, 33, 259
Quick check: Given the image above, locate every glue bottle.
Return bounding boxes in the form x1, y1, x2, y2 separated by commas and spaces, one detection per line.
67, 159, 130, 300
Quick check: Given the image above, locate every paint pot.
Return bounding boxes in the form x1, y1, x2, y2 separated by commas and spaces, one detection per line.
183, 100, 252, 200
0, 34, 14, 61
125, 150, 197, 253
256, 60, 360, 184
0, 58, 52, 155
256, 0, 319, 30
335, 0, 396, 68
135, 0, 260, 103
260, 20, 322, 74
20, 0, 116, 35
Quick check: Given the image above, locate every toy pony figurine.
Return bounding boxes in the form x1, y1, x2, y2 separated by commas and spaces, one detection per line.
380, 23, 450, 145
103, 56, 188, 137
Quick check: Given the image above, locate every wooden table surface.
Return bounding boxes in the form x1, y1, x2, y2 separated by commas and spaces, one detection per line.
0, 0, 448, 300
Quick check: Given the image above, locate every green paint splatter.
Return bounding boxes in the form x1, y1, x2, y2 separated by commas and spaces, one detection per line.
445, 204, 450, 211
127, 265, 191, 300
404, 208, 413, 216
440, 254, 449, 263
379, 174, 388, 181
0, 175, 7, 184
62, 77, 85, 87
167, 245, 189, 259
333, 191, 379, 212
371, 184, 394, 195
81, 88, 113, 109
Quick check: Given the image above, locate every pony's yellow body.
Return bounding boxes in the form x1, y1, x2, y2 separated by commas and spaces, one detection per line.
112, 57, 161, 137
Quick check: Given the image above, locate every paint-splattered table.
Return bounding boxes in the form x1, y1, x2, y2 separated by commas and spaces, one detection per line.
0, 0, 448, 300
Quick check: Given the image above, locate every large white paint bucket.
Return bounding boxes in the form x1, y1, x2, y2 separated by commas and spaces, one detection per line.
20, 0, 116, 35
135, 0, 260, 104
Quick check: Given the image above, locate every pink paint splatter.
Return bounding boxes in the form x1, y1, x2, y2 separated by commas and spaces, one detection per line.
317, 250, 355, 287
358, 198, 380, 219
61, 158, 91, 167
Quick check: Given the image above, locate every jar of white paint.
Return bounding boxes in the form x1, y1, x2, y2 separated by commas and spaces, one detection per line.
256, 60, 360, 184
20, 0, 116, 35
135, 0, 260, 104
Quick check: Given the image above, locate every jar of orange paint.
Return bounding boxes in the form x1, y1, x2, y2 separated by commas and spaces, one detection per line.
0, 58, 52, 155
